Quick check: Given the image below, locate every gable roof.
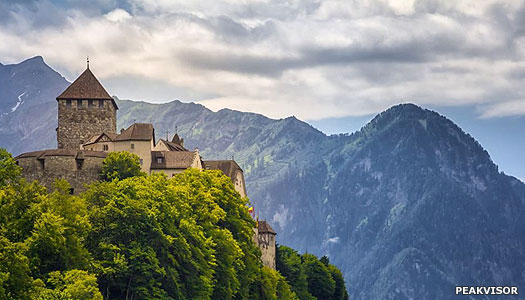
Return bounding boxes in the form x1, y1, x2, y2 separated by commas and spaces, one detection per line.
115, 123, 155, 142
150, 151, 198, 169
203, 160, 243, 179
56, 67, 118, 109
158, 139, 188, 151
258, 221, 276, 235
83, 132, 118, 146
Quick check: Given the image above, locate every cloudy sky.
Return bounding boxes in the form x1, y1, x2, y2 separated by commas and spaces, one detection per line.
0, 0, 524, 121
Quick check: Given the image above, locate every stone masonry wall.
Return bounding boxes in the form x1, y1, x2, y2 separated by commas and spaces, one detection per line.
258, 232, 276, 269
57, 99, 116, 149
17, 155, 105, 194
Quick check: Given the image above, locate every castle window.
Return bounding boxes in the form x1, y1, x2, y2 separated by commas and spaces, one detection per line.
66, 100, 71, 108
103, 144, 109, 151
76, 159, 83, 170
157, 157, 164, 164
130, 144, 135, 150
88, 100, 94, 107
99, 100, 104, 108
77, 99, 82, 107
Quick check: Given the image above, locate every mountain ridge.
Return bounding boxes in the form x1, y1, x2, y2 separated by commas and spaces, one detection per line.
1, 57, 525, 299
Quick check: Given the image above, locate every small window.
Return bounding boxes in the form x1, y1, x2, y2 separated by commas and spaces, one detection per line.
156, 157, 164, 164
76, 159, 83, 170
77, 99, 82, 107
130, 144, 135, 150
99, 100, 104, 108
139, 159, 143, 165
103, 144, 109, 151
69, 188, 74, 195
39, 159, 45, 170
15, 160, 19, 166
88, 100, 94, 107
66, 100, 71, 107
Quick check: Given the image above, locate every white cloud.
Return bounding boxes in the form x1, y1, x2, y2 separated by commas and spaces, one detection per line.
0, 0, 524, 120
105, 9, 132, 22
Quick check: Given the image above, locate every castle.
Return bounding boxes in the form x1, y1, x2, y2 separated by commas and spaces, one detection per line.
15, 63, 276, 269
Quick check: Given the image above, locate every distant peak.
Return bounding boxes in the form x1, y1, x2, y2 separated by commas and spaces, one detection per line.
374, 103, 437, 122
386, 103, 425, 113
22, 56, 45, 64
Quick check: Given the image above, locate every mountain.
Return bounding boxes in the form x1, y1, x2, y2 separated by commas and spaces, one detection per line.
2, 57, 525, 299
0, 56, 69, 153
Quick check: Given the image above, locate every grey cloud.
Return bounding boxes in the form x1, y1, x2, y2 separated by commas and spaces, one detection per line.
194, 15, 277, 44
1, 0, 525, 119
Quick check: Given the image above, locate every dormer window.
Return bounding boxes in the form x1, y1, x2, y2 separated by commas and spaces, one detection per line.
157, 157, 164, 164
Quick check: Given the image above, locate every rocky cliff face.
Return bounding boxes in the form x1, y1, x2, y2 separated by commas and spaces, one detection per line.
2, 57, 525, 299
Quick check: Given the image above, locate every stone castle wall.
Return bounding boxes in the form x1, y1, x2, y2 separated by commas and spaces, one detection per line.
57, 99, 116, 149
258, 233, 276, 269
17, 154, 105, 194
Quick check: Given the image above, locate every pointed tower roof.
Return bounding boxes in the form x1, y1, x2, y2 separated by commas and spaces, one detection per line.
171, 133, 184, 145
56, 67, 118, 109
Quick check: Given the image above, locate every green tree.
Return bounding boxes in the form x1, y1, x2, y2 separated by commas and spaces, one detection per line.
276, 245, 313, 300
0, 148, 21, 188
0, 237, 33, 300
100, 152, 144, 181
33, 270, 102, 300
327, 264, 348, 300
25, 180, 91, 278
84, 173, 216, 299
302, 253, 335, 300
260, 266, 298, 300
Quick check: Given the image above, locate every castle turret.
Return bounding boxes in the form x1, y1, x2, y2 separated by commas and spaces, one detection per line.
56, 62, 118, 149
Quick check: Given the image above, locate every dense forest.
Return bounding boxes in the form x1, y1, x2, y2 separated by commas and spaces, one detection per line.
0, 149, 347, 300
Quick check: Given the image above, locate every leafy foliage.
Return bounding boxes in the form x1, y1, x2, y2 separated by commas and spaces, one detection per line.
100, 151, 145, 181
277, 246, 348, 300
0, 148, 345, 299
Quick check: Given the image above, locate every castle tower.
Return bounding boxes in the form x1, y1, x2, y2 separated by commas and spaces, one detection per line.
56, 63, 118, 149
